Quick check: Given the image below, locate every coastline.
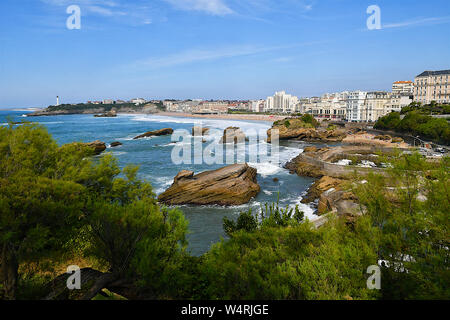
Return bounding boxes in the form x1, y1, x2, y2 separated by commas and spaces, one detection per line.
129, 111, 285, 122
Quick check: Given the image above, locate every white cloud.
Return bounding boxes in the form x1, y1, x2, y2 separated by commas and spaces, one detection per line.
86, 5, 127, 17
133, 41, 324, 69
164, 0, 233, 16
40, 0, 155, 24
383, 16, 450, 29
137, 46, 264, 68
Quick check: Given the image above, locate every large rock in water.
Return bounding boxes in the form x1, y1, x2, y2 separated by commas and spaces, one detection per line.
158, 163, 260, 206
192, 126, 210, 136
133, 128, 173, 140
86, 140, 107, 155
219, 127, 246, 144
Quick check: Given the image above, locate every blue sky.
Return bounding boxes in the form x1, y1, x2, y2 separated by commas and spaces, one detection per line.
0, 0, 449, 108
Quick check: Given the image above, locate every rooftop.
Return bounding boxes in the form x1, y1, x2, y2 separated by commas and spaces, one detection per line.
416, 70, 450, 77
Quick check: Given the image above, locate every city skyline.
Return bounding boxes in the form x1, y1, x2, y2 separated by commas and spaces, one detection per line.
1, 0, 450, 108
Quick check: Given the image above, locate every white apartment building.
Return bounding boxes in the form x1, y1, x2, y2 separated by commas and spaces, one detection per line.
250, 100, 265, 113
264, 91, 299, 113
192, 101, 229, 114
386, 94, 413, 113
414, 70, 450, 104
131, 98, 147, 105
361, 92, 391, 122
300, 92, 347, 120
392, 81, 413, 95
346, 91, 367, 122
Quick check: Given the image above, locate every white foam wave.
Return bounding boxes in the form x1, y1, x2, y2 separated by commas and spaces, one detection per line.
248, 162, 285, 177
130, 115, 271, 133
152, 176, 174, 194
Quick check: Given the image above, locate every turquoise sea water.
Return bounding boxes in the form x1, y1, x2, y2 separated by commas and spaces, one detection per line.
1, 110, 321, 255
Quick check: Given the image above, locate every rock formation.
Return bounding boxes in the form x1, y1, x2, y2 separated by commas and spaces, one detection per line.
158, 163, 260, 206
301, 176, 343, 203
94, 110, 117, 117
192, 126, 210, 136
110, 141, 123, 147
267, 118, 347, 143
86, 140, 107, 155
133, 128, 174, 140
219, 127, 246, 144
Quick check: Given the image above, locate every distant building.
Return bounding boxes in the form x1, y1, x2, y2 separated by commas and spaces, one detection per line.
131, 98, 147, 105
264, 91, 299, 113
103, 99, 114, 104
346, 91, 367, 122
414, 70, 450, 104
115, 100, 126, 104
361, 91, 391, 122
300, 92, 347, 120
192, 101, 229, 114
386, 94, 413, 113
250, 100, 265, 113
392, 81, 413, 95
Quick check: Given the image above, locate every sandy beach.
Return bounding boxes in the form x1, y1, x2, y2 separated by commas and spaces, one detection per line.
157, 111, 286, 122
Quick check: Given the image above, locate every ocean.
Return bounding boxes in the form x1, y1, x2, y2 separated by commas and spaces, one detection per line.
1, 110, 320, 256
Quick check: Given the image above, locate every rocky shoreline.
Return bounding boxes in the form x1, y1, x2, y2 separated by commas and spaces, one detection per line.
53, 116, 416, 224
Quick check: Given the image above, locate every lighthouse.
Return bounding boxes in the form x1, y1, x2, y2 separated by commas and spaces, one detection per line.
56, 96, 60, 106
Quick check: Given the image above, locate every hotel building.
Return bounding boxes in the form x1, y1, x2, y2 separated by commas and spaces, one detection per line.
392, 81, 413, 95
264, 91, 299, 113
414, 70, 450, 104
346, 91, 368, 122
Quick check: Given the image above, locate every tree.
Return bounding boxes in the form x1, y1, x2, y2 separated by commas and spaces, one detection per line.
203, 215, 380, 300
0, 123, 189, 300
354, 153, 449, 299
0, 123, 92, 299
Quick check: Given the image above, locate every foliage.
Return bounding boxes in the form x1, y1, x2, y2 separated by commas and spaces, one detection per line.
0, 123, 188, 300
374, 109, 450, 145
46, 103, 139, 113
353, 153, 449, 299
223, 201, 304, 237
400, 101, 450, 115
202, 216, 380, 300
300, 114, 320, 128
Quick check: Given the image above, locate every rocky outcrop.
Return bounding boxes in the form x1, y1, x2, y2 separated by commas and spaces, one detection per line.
110, 141, 123, 147
374, 135, 391, 141
284, 149, 329, 178
94, 110, 117, 117
133, 128, 174, 140
86, 140, 107, 155
267, 118, 347, 143
301, 176, 343, 204
192, 126, 210, 136
300, 175, 359, 216
391, 137, 404, 143
220, 127, 246, 144
158, 163, 260, 206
